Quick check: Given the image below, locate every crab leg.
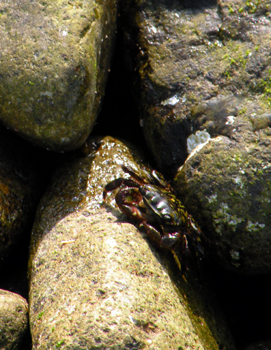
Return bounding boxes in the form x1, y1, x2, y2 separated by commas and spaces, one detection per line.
121, 165, 148, 185
141, 221, 163, 247
103, 178, 139, 200
142, 222, 180, 249
114, 188, 146, 220
142, 222, 183, 271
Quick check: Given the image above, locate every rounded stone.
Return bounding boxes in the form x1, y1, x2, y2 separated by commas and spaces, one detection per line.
0, 0, 117, 151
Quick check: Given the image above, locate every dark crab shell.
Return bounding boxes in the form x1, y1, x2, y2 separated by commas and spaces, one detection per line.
103, 165, 204, 270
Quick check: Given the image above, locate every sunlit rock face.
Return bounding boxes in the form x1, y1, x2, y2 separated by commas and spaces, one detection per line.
0, 289, 28, 350
0, 0, 117, 151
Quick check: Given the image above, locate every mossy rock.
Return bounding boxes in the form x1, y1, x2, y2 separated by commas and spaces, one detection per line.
121, 0, 271, 175
0, 0, 117, 151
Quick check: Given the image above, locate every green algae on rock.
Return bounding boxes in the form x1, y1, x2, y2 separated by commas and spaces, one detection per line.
174, 130, 271, 275
0, 289, 28, 350
120, 0, 271, 274
0, 0, 117, 151
28, 136, 235, 350
121, 0, 271, 175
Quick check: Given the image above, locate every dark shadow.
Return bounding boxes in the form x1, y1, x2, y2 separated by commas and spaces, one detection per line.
182, 0, 217, 8
152, 243, 237, 349
91, 16, 148, 153
206, 263, 271, 350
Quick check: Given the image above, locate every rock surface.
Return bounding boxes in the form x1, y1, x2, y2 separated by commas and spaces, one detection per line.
121, 0, 271, 175
121, 0, 271, 275
174, 100, 271, 275
28, 135, 235, 349
0, 289, 28, 350
0, 0, 117, 151
174, 129, 271, 275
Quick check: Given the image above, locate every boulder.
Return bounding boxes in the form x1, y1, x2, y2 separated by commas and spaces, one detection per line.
28, 135, 235, 349
0, 289, 28, 350
121, 0, 271, 174
121, 0, 271, 274
0, 0, 117, 151
174, 101, 271, 275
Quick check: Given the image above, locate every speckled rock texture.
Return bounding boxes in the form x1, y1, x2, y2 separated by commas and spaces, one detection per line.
121, 0, 271, 275
0, 0, 117, 151
0, 289, 28, 350
28, 136, 235, 350
121, 0, 271, 175
0, 128, 41, 265
174, 126, 271, 275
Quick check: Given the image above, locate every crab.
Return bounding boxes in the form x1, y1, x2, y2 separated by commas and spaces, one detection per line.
103, 165, 203, 270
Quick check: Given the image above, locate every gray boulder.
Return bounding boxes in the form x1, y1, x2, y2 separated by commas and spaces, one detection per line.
0, 0, 117, 151
121, 0, 271, 274
174, 115, 271, 275
121, 0, 271, 173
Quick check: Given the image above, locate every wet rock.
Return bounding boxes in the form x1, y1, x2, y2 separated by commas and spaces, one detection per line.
28, 135, 235, 349
0, 128, 41, 265
121, 0, 271, 176
0, 0, 117, 151
0, 289, 28, 350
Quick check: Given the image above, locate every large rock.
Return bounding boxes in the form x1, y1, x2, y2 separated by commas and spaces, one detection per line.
0, 0, 117, 151
0, 289, 28, 350
174, 124, 271, 275
28, 135, 235, 349
121, 0, 271, 275
121, 0, 271, 175
0, 128, 41, 265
